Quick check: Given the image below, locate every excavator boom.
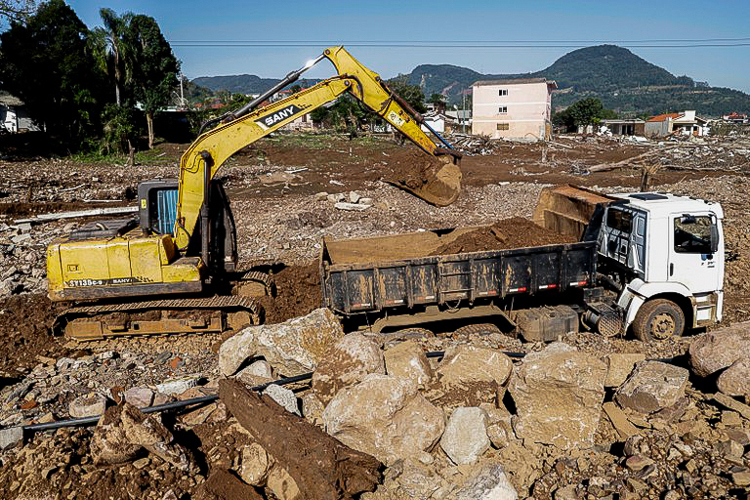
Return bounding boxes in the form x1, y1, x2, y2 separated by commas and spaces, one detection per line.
175, 46, 461, 249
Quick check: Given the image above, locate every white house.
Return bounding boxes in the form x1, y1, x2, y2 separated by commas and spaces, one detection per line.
471, 78, 557, 141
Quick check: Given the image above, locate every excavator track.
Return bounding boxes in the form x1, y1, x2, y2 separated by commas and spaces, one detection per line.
56, 296, 263, 342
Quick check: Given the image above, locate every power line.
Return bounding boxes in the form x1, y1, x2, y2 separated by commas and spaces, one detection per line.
170, 42, 750, 48
169, 36, 750, 44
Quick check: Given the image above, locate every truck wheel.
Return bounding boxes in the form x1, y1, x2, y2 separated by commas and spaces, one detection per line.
632, 299, 685, 341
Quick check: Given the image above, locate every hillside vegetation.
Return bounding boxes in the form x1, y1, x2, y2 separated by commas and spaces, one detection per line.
193, 45, 750, 116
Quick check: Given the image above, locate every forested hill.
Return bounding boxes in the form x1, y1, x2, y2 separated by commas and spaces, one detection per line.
194, 45, 750, 116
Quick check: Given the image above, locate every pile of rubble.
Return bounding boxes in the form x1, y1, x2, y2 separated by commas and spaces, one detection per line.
3, 309, 750, 498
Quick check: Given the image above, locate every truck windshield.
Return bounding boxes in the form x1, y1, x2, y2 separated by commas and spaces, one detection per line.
674, 215, 713, 254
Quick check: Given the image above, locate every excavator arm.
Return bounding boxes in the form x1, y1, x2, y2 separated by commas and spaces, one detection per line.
174, 46, 462, 250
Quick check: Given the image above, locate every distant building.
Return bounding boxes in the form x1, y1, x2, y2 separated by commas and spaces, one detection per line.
601, 118, 646, 136
420, 111, 457, 134
645, 110, 708, 137
722, 112, 749, 124
0, 93, 41, 133
446, 109, 471, 133
471, 78, 557, 141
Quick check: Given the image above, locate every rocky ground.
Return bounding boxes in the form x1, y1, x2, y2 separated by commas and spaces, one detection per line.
0, 132, 749, 499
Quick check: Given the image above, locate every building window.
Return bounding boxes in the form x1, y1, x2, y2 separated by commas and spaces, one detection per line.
496, 123, 509, 131
498, 89, 508, 96
498, 106, 507, 114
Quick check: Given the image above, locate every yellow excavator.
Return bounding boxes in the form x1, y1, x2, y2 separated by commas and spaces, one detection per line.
46, 47, 463, 340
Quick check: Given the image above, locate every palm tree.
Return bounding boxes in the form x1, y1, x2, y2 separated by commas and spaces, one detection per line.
96, 8, 133, 106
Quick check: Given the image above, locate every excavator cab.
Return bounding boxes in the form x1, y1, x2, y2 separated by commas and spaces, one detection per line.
137, 179, 238, 273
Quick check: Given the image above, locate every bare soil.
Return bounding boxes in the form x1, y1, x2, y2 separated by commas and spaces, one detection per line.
435, 217, 576, 255
260, 263, 322, 324
0, 295, 68, 375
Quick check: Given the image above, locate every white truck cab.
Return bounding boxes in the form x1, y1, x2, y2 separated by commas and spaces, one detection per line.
598, 192, 724, 340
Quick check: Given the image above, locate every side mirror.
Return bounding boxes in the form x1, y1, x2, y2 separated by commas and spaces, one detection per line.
710, 223, 720, 254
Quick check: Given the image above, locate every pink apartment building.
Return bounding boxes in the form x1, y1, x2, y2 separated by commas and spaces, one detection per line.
471, 78, 558, 141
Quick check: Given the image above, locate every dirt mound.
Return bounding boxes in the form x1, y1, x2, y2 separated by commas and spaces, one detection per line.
436, 217, 576, 255
0, 294, 68, 375
261, 263, 322, 324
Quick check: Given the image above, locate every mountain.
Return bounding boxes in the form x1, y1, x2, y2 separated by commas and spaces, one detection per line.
192, 45, 750, 116
405, 45, 750, 116
192, 74, 321, 95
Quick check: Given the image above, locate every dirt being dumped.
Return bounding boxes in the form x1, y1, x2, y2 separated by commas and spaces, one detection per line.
260, 263, 323, 324
0, 294, 68, 375
436, 217, 577, 255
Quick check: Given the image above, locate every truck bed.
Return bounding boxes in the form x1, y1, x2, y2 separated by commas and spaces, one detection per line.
321, 225, 597, 316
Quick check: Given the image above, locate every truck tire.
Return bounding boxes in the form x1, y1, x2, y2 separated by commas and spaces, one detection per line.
454, 323, 502, 337
632, 299, 685, 341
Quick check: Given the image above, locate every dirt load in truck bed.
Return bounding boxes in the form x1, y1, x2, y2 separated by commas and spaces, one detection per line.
434, 217, 576, 255
324, 217, 577, 266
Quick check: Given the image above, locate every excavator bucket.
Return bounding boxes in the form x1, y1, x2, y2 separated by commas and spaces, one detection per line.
533, 185, 617, 239
391, 155, 462, 207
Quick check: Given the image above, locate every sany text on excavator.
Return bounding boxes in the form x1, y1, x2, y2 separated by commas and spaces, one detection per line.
46, 47, 463, 340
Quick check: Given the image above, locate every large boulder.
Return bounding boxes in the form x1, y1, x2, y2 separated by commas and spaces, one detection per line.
323, 374, 444, 465
717, 358, 750, 398
509, 342, 607, 450
312, 333, 385, 404
440, 407, 490, 465
220, 308, 344, 377
384, 340, 433, 389
428, 345, 513, 408
615, 361, 689, 414
689, 323, 750, 377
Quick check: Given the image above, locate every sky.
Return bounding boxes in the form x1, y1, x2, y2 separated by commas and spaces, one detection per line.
57, 0, 750, 93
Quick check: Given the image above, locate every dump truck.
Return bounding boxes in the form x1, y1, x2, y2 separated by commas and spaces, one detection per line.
321, 186, 725, 341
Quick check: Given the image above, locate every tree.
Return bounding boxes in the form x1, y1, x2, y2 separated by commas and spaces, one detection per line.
0, 0, 106, 149
386, 78, 427, 114
125, 14, 179, 148
93, 8, 133, 106
0, 0, 35, 21
553, 98, 617, 132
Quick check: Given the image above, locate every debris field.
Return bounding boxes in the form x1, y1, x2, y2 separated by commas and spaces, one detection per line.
1, 132, 750, 499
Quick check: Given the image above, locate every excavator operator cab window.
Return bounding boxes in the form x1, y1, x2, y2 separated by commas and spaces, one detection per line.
137, 180, 179, 235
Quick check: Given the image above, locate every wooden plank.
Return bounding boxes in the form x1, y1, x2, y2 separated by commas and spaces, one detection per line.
15, 206, 138, 224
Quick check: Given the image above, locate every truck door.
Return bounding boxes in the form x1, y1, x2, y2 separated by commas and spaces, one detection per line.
668, 213, 721, 293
